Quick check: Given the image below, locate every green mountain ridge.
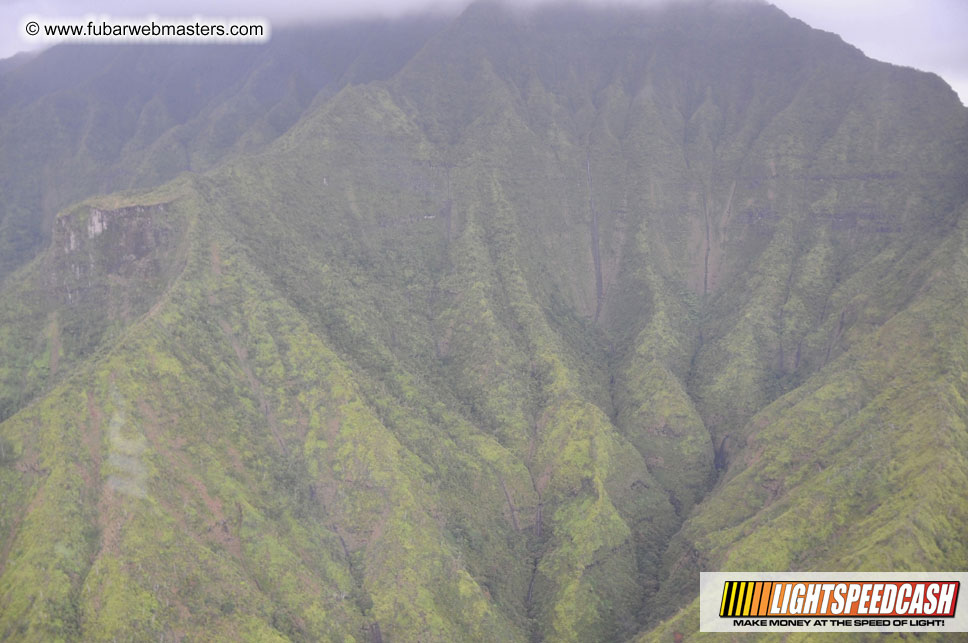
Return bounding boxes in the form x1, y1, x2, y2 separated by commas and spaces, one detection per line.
1, 1, 967, 640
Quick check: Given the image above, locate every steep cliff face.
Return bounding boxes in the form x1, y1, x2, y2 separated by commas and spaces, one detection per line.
52, 203, 176, 299
1, 2, 967, 641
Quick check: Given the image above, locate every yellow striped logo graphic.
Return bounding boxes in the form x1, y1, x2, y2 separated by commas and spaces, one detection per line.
720, 581, 775, 617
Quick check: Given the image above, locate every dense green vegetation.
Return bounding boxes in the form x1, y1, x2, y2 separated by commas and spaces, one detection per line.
1, 1, 966, 640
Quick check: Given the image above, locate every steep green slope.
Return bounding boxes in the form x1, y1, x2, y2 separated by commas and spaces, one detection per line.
1, 2, 966, 641
1, 181, 532, 641
641, 207, 968, 642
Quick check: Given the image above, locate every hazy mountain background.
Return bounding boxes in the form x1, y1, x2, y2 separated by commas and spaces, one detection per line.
1, 1, 966, 640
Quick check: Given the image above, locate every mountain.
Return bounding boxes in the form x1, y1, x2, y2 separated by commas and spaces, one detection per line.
0, 17, 447, 282
1, 1, 966, 641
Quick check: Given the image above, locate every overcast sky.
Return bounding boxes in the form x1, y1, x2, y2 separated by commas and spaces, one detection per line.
1, 0, 966, 104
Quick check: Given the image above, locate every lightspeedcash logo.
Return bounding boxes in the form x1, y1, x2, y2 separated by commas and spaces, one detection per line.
700, 572, 967, 633
719, 580, 957, 617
